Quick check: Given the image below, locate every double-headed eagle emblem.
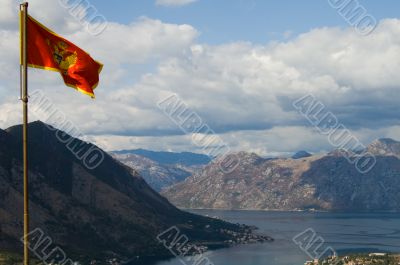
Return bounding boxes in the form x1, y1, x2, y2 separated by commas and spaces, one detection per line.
46, 39, 77, 74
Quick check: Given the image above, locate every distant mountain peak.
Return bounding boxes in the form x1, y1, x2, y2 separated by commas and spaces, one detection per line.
292, 151, 312, 159
235, 151, 261, 158
163, 138, 400, 212
373, 138, 399, 145
111, 152, 198, 191
366, 138, 400, 157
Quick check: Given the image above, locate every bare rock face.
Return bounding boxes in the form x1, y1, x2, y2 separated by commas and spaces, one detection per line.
111, 153, 205, 191
163, 140, 400, 212
0, 121, 247, 261
366, 138, 400, 157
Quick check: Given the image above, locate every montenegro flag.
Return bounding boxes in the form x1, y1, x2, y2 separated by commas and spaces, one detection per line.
25, 15, 102, 98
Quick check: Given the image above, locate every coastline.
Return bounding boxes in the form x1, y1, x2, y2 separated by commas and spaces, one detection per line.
2, 211, 399, 265
313, 253, 400, 265
125, 239, 274, 265
180, 207, 400, 213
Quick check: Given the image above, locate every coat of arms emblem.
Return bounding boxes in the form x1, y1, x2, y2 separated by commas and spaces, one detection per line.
46, 39, 77, 74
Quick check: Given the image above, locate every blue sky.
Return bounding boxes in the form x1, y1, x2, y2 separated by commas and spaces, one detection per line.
1, 0, 400, 155
90, 0, 400, 44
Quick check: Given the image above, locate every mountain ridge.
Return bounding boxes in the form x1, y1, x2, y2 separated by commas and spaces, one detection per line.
110, 153, 196, 191
0, 121, 261, 262
163, 138, 400, 212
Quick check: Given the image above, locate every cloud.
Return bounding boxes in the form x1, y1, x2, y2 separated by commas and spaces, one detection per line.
155, 0, 197, 7
90, 126, 330, 155
1, 0, 400, 154
0, 0, 18, 30
0, 0, 88, 33
106, 19, 400, 138
92, 125, 400, 157
0, 0, 199, 133
70, 18, 198, 65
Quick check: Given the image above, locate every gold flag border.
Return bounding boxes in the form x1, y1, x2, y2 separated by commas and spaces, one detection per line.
26, 15, 103, 98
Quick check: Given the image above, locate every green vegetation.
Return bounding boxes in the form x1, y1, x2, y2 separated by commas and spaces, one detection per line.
312, 253, 400, 265
0, 251, 43, 265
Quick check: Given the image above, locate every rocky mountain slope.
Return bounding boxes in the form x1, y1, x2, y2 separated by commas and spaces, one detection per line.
0, 121, 258, 262
111, 153, 205, 191
366, 138, 400, 157
163, 140, 400, 211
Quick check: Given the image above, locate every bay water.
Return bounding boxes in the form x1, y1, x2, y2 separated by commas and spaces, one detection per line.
155, 210, 400, 265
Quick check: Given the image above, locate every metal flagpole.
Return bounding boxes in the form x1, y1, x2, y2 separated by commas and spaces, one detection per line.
20, 2, 29, 265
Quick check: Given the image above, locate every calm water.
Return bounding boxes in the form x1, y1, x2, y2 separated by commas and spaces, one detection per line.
155, 210, 400, 265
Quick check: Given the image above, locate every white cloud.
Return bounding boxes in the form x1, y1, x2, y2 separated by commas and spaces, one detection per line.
70, 18, 198, 65
0, 0, 18, 29
0, 0, 199, 136
92, 125, 400, 156
1, 0, 400, 154
90, 126, 330, 155
155, 0, 197, 7
0, 0, 88, 33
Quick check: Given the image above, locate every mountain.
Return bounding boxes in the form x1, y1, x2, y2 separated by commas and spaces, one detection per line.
163, 139, 400, 212
112, 149, 211, 166
0, 121, 263, 262
366, 138, 400, 157
111, 150, 210, 191
111, 153, 197, 191
292, 151, 312, 159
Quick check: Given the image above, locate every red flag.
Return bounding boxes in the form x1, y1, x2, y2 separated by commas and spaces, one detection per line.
26, 15, 103, 98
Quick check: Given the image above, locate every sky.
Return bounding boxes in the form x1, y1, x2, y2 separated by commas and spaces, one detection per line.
1, 0, 400, 156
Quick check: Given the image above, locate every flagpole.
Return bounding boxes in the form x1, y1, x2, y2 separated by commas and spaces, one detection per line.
20, 2, 29, 265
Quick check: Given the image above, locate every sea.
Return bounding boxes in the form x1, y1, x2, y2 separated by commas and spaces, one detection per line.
154, 210, 400, 265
